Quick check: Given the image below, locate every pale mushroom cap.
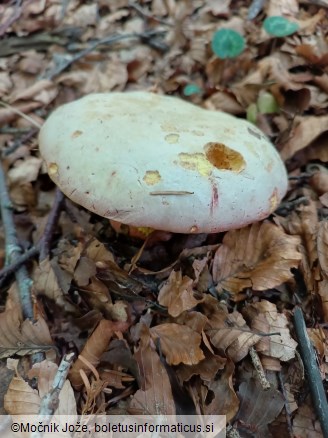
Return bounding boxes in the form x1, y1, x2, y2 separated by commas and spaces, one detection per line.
39, 92, 288, 233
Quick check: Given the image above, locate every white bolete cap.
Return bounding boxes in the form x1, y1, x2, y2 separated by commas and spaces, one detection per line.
39, 92, 288, 234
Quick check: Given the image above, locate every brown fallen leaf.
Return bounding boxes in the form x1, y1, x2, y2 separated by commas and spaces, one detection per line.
280, 115, 328, 161
158, 270, 203, 317
318, 279, 328, 322
243, 300, 297, 363
317, 221, 328, 278
178, 352, 226, 382
4, 374, 41, 415
69, 319, 129, 390
150, 323, 205, 366
0, 308, 53, 359
130, 325, 175, 415
279, 199, 319, 294
33, 257, 75, 311
235, 378, 285, 435
206, 310, 261, 362
204, 359, 239, 421
212, 222, 302, 294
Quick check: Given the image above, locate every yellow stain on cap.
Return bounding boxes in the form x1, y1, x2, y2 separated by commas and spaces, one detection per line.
71, 130, 83, 138
176, 152, 214, 177
269, 188, 279, 211
48, 162, 59, 176
204, 142, 245, 172
143, 170, 161, 185
165, 133, 180, 144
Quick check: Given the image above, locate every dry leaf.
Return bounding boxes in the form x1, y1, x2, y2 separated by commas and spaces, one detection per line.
33, 257, 75, 310
205, 360, 239, 421
158, 270, 203, 317
7, 156, 42, 185
280, 115, 328, 161
4, 375, 40, 414
244, 300, 297, 362
206, 310, 261, 362
0, 309, 53, 359
150, 323, 205, 366
178, 353, 226, 382
130, 326, 175, 415
212, 222, 302, 294
317, 221, 328, 277
69, 319, 129, 390
236, 379, 285, 435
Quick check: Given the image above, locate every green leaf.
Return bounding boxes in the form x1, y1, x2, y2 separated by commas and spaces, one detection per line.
211, 29, 245, 59
246, 103, 258, 124
257, 92, 279, 114
263, 16, 299, 37
183, 84, 201, 96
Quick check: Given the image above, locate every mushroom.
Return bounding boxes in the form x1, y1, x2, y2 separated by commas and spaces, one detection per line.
39, 92, 288, 234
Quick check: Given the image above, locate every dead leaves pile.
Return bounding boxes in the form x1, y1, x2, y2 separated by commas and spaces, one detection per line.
0, 0, 327, 436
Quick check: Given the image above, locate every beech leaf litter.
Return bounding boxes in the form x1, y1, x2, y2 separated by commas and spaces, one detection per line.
0, 1, 327, 436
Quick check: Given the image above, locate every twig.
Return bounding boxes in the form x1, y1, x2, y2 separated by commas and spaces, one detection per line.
275, 196, 309, 215
41, 29, 167, 80
277, 371, 294, 437
293, 306, 328, 437
2, 127, 38, 156
39, 189, 65, 261
31, 353, 75, 438
249, 347, 271, 390
226, 425, 241, 438
0, 159, 33, 319
128, 1, 172, 26
0, 189, 65, 281
248, 0, 267, 20
0, 246, 39, 283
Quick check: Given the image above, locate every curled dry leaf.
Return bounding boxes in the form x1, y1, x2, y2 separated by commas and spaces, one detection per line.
318, 279, 328, 322
0, 309, 53, 359
33, 258, 75, 312
158, 270, 203, 317
130, 329, 175, 415
243, 300, 297, 362
317, 221, 328, 277
280, 115, 328, 161
7, 156, 42, 186
206, 310, 261, 362
69, 319, 129, 390
9, 79, 57, 105
150, 323, 205, 366
212, 222, 302, 294
205, 359, 239, 421
279, 199, 319, 294
178, 352, 226, 382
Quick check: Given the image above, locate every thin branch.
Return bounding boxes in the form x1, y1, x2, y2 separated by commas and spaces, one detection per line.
0, 246, 39, 283
278, 371, 294, 437
0, 159, 33, 319
41, 29, 168, 80
249, 347, 271, 390
293, 306, 328, 437
39, 189, 65, 261
31, 353, 75, 438
0, 189, 66, 280
128, 1, 172, 26
248, 0, 267, 20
